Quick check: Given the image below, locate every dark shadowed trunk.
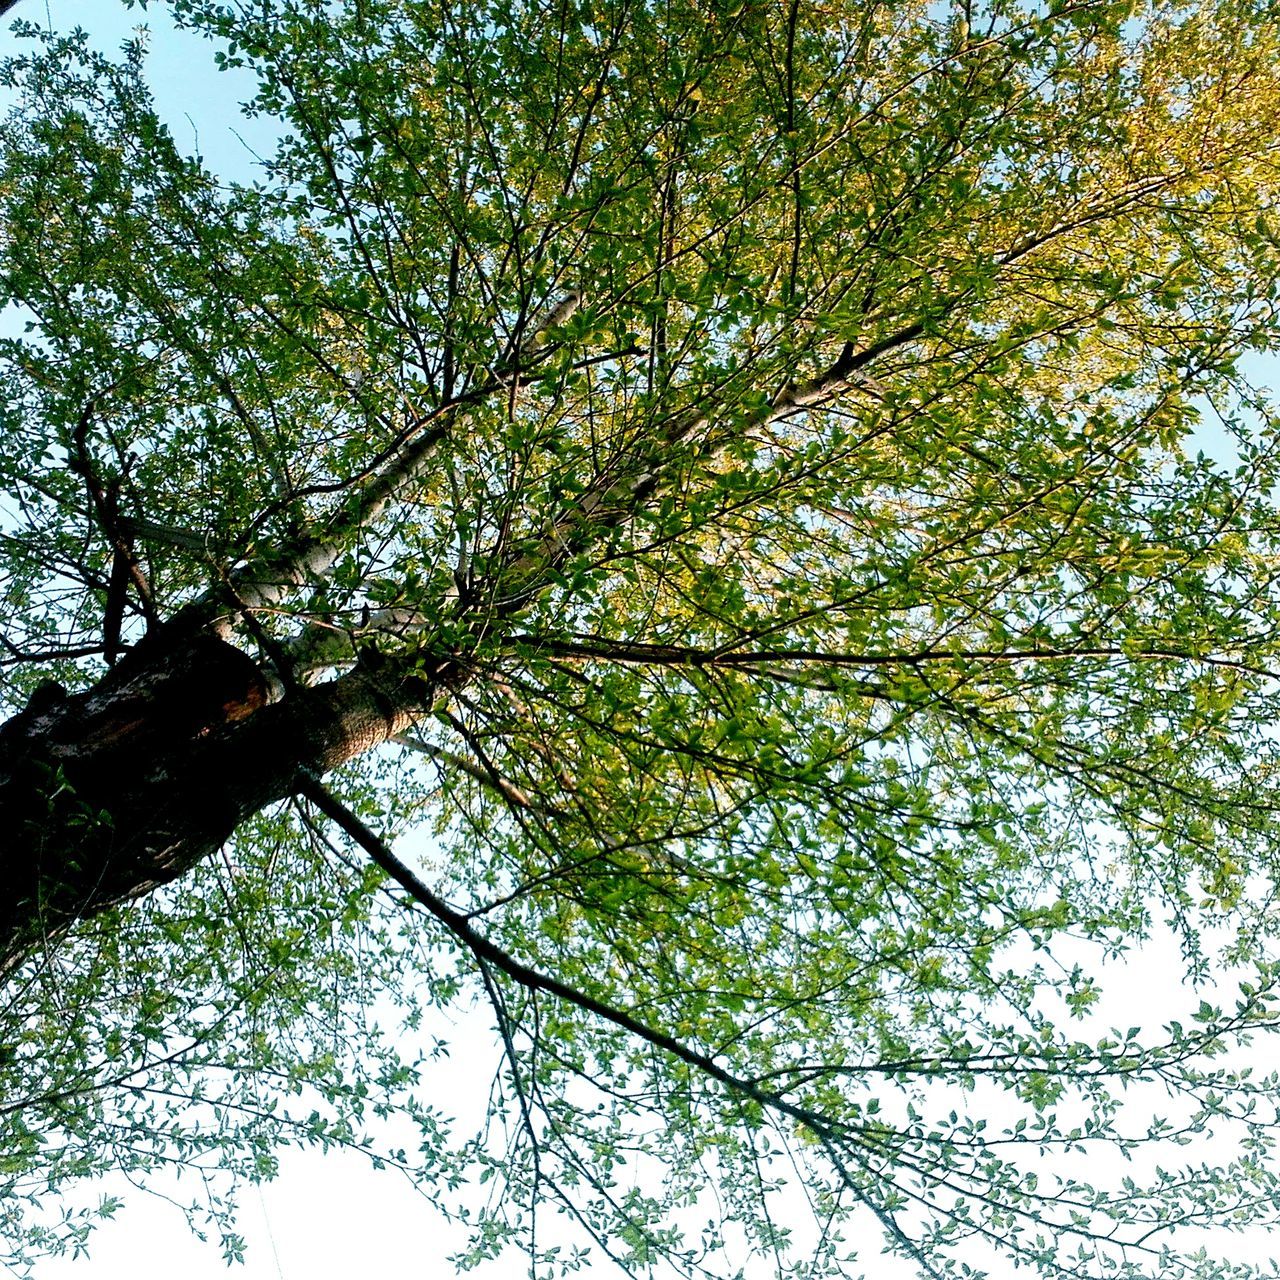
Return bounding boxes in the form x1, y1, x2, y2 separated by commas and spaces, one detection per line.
0, 623, 422, 978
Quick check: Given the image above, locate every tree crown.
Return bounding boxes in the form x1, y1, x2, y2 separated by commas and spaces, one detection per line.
4, 0, 1280, 1274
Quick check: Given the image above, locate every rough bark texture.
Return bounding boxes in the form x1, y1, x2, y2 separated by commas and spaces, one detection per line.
0, 624, 421, 977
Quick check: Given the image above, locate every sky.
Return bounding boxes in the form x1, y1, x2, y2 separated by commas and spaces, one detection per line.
4, 3, 1280, 1278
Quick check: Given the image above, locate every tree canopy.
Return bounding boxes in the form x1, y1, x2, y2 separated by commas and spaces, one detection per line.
5, 0, 1280, 1274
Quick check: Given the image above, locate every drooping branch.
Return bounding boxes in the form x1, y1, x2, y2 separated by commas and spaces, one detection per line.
296, 774, 1210, 1274
295, 773, 854, 1135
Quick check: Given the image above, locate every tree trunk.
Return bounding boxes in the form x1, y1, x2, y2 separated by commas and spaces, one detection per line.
0, 624, 420, 978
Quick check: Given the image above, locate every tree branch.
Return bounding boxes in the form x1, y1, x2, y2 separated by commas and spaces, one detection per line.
296, 773, 843, 1133
507, 634, 1280, 680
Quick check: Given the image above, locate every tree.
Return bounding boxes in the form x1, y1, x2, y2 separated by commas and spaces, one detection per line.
4, 0, 1280, 1272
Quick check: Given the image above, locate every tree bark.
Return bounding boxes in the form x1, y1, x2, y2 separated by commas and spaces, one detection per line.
0, 623, 422, 978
